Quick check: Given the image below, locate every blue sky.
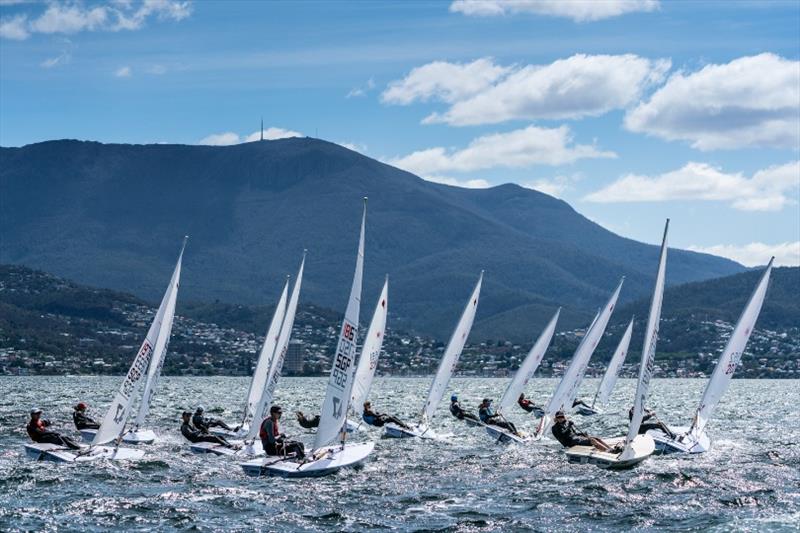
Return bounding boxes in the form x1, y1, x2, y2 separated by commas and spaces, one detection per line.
1, 0, 798, 266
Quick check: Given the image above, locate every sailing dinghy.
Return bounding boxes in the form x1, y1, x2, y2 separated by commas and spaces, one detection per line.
346, 277, 389, 432
191, 254, 304, 456
384, 272, 483, 439
574, 317, 634, 417
533, 278, 623, 441
26, 239, 189, 462
484, 309, 560, 444
566, 221, 669, 468
79, 239, 187, 446
648, 257, 774, 455
241, 199, 374, 476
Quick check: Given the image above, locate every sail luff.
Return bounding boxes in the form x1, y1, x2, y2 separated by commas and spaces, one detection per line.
421, 272, 483, 424
498, 308, 560, 414
621, 220, 668, 459
689, 257, 773, 437
350, 278, 389, 414
313, 200, 366, 450
592, 317, 634, 408
241, 279, 289, 426
246, 254, 305, 441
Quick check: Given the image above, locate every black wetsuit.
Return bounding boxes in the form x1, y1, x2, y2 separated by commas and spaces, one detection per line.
296, 413, 320, 429
518, 398, 536, 413
362, 408, 408, 429
192, 412, 232, 432
181, 421, 233, 447
572, 399, 591, 409
260, 418, 304, 459
478, 405, 518, 434
27, 419, 82, 450
73, 410, 100, 430
449, 401, 480, 423
628, 409, 673, 436
551, 420, 591, 448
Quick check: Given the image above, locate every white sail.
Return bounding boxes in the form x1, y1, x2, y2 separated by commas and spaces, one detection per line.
621, 220, 668, 460
313, 201, 366, 450
133, 238, 187, 428
688, 257, 773, 438
591, 317, 634, 409
240, 279, 289, 427
93, 238, 188, 445
246, 253, 305, 441
421, 272, 483, 424
498, 308, 560, 414
536, 278, 623, 437
350, 277, 389, 414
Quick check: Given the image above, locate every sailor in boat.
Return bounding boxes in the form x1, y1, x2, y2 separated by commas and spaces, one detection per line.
449, 395, 481, 423
517, 393, 541, 414
180, 411, 239, 449
260, 405, 305, 459
295, 411, 320, 429
362, 401, 411, 429
478, 398, 520, 435
192, 406, 237, 433
627, 406, 675, 438
27, 408, 82, 450
72, 402, 100, 430
572, 398, 592, 410
551, 411, 615, 452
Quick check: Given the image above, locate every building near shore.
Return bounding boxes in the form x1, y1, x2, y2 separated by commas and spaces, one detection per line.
285, 339, 304, 375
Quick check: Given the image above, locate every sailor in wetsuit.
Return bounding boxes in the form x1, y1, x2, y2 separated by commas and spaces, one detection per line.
478, 398, 520, 435
449, 395, 481, 423
180, 411, 237, 449
517, 393, 541, 414
572, 398, 592, 410
72, 402, 100, 430
551, 411, 613, 451
27, 408, 82, 450
628, 406, 676, 438
295, 411, 320, 429
260, 405, 304, 459
362, 401, 411, 429
192, 406, 235, 433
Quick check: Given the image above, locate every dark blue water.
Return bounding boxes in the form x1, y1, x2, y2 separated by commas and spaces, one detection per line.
1, 377, 798, 531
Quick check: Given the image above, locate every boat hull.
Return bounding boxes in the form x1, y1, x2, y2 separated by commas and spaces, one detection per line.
188, 440, 260, 457
210, 425, 249, 439
23, 443, 145, 463
575, 405, 601, 416
565, 435, 654, 469
648, 426, 711, 454
80, 428, 156, 445
240, 442, 374, 478
484, 425, 528, 444
383, 422, 437, 439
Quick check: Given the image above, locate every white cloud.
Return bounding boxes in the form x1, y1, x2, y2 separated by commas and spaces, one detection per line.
387, 125, 615, 176
625, 54, 800, 150
199, 127, 303, 146
1, 0, 192, 40
382, 58, 511, 105
115, 65, 132, 77
41, 49, 71, 68
338, 142, 367, 154
146, 64, 167, 75
523, 173, 582, 198
346, 77, 376, 98
0, 14, 29, 39
584, 161, 800, 212
450, 0, 659, 21
421, 175, 491, 189
688, 242, 799, 267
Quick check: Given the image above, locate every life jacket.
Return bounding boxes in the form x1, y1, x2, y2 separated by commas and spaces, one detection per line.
259, 418, 279, 442
26, 419, 46, 440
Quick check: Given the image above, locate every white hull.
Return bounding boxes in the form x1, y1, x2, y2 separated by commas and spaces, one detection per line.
210, 425, 248, 439
345, 419, 360, 433
240, 441, 374, 478
80, 428, 156, 445
188, 440, 261, 457
463, 417, 485, 428
23, 442, 145, 463
565, 435, 655, 469
484, 425, 529, 444
383, 422, 437, 439
575, 405, 600, 416
648, 426, 711, 454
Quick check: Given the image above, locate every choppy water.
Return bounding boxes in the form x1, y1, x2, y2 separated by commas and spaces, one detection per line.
1, 377, 798, 532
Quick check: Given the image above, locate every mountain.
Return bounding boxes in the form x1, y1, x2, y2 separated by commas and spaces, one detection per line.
0, 138, 744, 339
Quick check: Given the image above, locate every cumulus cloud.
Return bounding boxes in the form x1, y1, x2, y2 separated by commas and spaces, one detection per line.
0, 0, 192, 40
199, 127, 303, 146
625, 54, 800, 150
688, 242, 799, 268
115, 65, 132, 77
450, 0, 659, 21
422, 175, 491, 189
523, 173, 582, 198
584, 161, 800, 212
387, 125, 615, 176
338, 142, 367, 154
382, 58, 511, 105
383, 55, 670, 126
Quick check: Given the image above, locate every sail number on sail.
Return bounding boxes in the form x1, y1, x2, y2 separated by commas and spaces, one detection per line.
122, 340, 154, 399
333, 320, 357, 388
